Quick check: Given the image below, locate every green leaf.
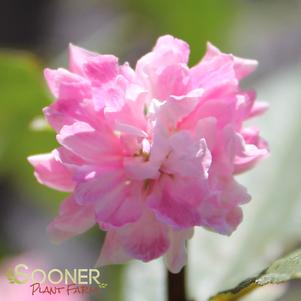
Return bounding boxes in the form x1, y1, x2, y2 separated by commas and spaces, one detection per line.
209, 249, 301, 301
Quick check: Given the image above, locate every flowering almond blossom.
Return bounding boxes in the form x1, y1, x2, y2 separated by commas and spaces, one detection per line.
29, 35, 269, 273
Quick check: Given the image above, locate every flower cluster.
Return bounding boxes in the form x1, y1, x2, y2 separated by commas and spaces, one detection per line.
29, 35, 268, 273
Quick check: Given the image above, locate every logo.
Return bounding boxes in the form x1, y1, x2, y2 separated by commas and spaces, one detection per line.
3, 264, 108, 296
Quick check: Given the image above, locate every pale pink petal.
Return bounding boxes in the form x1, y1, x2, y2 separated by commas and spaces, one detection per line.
233, 55, 258, 80
44, 68, 91, 99
124, 156, 160, 180
190, 43, 237, 91
136, 35, 190, 76
136, 35, 190, 95
194, 117, 217, 150
198, 178, 250, 235
148, 120, 170, 164
44, 97, 103, 133
147, 176, 204, 229
179, 93, 238, 131
197, 42, 257, 80
96, 230, 131, 266
115, 122, 147, 138
83, 55, 119, 85
152, 64, 190, 100
202, 205, 243, 236
28, 152, 75, 192
118, 212, 170, 261
69, 44, 99, 74
234, 129, 269, 174
97, 182, 144, 230
149, 88, 204, 128
54, 147, 86, 166
249, 101, 269, 118
57, 121, 122, 164
162, 132, 211, 178
74, 169, 124, 205
164, 228, 194, 273
48, 196, 95, 243
153, 35, 190, 64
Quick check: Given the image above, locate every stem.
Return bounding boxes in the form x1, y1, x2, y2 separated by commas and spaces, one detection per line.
167, 267, 187, 301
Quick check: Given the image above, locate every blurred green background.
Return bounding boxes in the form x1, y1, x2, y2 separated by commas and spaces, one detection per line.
1, 1, 301, 300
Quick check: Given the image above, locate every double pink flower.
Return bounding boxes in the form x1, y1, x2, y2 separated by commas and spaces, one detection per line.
29, 35, 268, 273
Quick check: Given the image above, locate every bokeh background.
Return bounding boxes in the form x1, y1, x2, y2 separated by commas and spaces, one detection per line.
1, 1, 301, 300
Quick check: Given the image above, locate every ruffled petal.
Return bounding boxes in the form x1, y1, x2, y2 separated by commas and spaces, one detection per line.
82, 55, 119, 85
44, 68, 91, 100
199, 178, 250, 235
95, 181, 144, 229
57, 121, 121, 164
148, 176, 204, 229
148, 88, 204, 129
152, 64, 190, 100
69, 44, 99, 75
74, 169, 124, 205
124, 156, 160, 180
190, 43, 238, 91
136, 35, 190, 96
234, 128, 269, 174
162, 131, 211, 178
48, 196, 95, 242
118, 211, 170, 262
28, 152, 75, 192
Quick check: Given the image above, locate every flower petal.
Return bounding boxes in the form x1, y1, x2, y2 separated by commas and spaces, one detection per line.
44, 68, 91, 100
162, 132, 211, 178
164, 228, 194, 273
234, 129, 269, 174
74, 169, 124, 205
96, 230, 131, 266
48, 196, 95, 243
118, 212, 170, 262
124, 156, 160, 180
28, 152, 75, 192
148, 176, 204, 229
69, 44, 99, 75
57, 121, 121, 164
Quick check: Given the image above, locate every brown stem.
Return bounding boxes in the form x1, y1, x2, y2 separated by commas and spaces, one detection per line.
167, 267, 187, 301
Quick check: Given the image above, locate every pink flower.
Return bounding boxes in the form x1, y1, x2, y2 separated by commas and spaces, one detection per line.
29, 35, 269, 273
